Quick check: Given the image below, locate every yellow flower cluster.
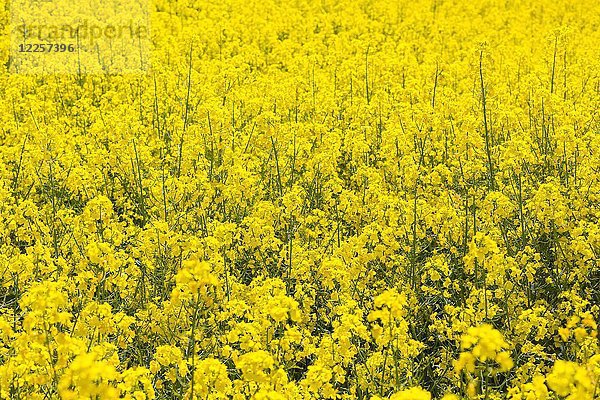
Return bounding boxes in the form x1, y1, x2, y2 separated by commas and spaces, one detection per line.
455, 324, 513, 374
545, 357, 600, 400
1, 0, 599, 398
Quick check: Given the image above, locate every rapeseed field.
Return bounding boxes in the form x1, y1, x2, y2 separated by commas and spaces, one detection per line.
0, 0, 599, 398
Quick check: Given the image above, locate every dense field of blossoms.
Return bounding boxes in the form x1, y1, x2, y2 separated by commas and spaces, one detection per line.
0, 0, 599, 398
